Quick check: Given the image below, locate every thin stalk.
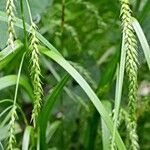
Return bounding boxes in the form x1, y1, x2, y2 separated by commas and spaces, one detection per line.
13, 53, 26, 106
20, 0, 28, 49
111, 33, 126, 149
25, 0, 33, 24
6, 53, 25, 150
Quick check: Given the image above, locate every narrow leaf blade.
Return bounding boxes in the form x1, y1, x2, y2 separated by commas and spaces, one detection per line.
40, 75, 70, 150
22, 126, 34, 150
132, 17, 150, 70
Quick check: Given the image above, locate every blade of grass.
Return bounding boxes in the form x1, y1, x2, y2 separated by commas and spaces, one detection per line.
0, 125, 21, 141
101, 101, 112, 150
42, 57, 89, 111
46, 121, 61, 143
40, 75, 70, 150
13, 53, 26, 110
86, 49, 119, 150
0, 106, 13, 118
0, 126, 9, 141
0, 40, 23, 61
132, 17, 150, 70
111, 33, 126, 147
84, 108, 99, 150
0, 40, 24, 70
0, 75, 33, 99
0, 142, 4, 150
0, 111, 12, 128
22, 126, 34, 150
20, 0, 28, 49
0, 99, 28, 125
40, 46, 126, 150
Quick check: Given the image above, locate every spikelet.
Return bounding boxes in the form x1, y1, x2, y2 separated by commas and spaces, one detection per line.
6, 0, 16, 48
29, 22, 43, 127
120, 0, 139, 149
6, 107, 17, 150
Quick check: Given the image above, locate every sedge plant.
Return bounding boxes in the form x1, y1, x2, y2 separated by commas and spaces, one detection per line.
0, 0, 150, 149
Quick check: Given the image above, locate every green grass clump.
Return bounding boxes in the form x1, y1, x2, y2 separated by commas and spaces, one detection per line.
0, 0, 150, 149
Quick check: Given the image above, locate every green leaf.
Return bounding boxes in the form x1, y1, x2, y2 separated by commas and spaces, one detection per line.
40, 47, 126, 150
0, 142, 4, 150
132, 17, 150, 70
0, 75, 33, 99
42, 57, 89, 111
112, 33, 126, 146
101, 101, 112, 150
0, 106, 13, 118
0, 126, 9, 141
46, 121, 61, 143
0, 99, 28, 126
40, 75, 70, 150
0, 110, 12, 128
22, 126, 34, 150
0, 40, 24, 70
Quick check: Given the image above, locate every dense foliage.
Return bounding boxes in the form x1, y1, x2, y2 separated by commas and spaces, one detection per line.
0, 0, 150, 150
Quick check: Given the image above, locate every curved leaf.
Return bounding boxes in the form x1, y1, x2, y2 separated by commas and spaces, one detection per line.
22, 126, 34, 150
46, 121, 61, 143
112, 33, 126, 146
132, 17, 150, 70
0, 40, 24, 70
0, 75, 33, 99
0, 142, 4, 150
40, 75, 70, 150
0, 99, 28, 125
40, 47, 126, 150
